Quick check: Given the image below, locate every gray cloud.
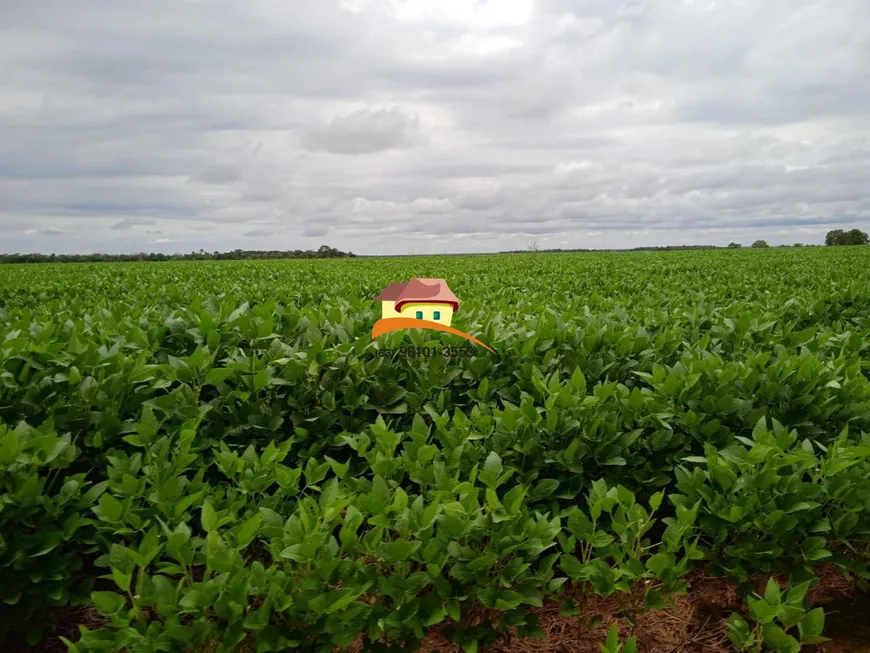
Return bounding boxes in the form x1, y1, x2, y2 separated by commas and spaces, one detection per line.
300, 107, 421, 154
301, 226, 330, 237
111, 217, 158, 230
24, 227, 65, 236
1, 0, 869, 254
244, 225, 285, 237
193, 165, 241, 185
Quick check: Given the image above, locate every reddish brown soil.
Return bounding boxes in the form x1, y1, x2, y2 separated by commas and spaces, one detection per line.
9, 565, 869, 652
362, 566, 867, 653
5, 605, 107, 653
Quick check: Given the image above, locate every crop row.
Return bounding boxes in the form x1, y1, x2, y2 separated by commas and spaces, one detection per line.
0, 247, 869, 651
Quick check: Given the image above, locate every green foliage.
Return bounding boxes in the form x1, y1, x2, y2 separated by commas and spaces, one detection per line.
599, 623, 637, 653
0, 247, 869, 650
0, 419, 103, 643
0, 245, 356, 264
826, 228, 869, 246
726, 578, 831, 652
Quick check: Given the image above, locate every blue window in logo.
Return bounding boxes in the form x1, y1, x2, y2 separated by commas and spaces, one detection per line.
433, 311, 441, 321
416, 310, 423, 320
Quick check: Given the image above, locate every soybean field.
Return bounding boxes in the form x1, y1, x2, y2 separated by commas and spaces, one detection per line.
1, 247, 870, 652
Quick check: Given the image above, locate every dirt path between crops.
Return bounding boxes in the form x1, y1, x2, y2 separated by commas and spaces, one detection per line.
813, 590, 870, 653
409, 566, 869, 653
10, 565, 870, 653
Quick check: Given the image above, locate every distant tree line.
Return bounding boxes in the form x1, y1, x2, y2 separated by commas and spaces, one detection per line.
506, 228, 869, 254
825, 229, 869, 246
619, 245, 721, 252
501, 245, 720, 254
3, 229, 866, 264
0, 245, 356, 264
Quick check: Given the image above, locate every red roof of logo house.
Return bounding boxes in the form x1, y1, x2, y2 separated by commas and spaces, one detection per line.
374, 278, 460, 312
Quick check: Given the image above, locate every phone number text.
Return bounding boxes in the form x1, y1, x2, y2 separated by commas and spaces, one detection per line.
367, 345, 476, 359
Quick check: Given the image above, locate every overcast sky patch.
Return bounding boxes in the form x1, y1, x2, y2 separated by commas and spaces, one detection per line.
1, 0, 869, 254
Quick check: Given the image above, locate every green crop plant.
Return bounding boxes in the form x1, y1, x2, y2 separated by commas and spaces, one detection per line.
726, 578, 831, 652
599, 623, 638, 653
0, 246, 868, 650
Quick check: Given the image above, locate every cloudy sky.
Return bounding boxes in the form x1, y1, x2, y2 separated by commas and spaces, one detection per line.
2, 0, 869, 255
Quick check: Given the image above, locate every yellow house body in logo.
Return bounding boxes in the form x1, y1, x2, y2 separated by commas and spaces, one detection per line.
371, 278, 496, 354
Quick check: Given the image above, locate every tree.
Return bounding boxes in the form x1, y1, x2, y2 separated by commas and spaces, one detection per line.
826, 230, 845, 246
826, 228, 869, 246
751, 240, 769, 248
793, 243, 804, 247
727, 242, 742, 248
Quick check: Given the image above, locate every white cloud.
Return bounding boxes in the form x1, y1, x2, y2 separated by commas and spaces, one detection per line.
0, 0, 869, 254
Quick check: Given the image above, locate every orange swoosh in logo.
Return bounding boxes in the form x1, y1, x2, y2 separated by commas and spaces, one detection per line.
371, 318, 496, 354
